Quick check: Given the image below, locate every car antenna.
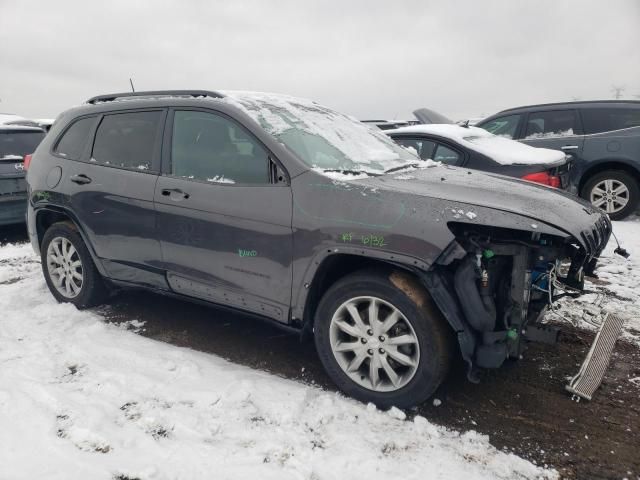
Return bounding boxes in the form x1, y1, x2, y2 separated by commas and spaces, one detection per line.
129, 78, 135, 92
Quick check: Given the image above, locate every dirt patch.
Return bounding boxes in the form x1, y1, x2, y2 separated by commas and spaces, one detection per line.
101, 290, 640, 479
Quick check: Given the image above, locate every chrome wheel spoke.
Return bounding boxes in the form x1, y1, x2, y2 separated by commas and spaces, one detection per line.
387, 334, 417, 346
345, 304, 367, 333
334, 341, 362, 353
334, 318, 362, 338
386, 346, 416, 367
347, 349, 368, 372
379, 310, 400, 333
592, 198, 607, 208
380, 355, 400, 388
369, 355, 381, 389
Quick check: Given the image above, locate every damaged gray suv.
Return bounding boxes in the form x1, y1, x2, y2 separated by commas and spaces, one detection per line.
26, 90, 611, 408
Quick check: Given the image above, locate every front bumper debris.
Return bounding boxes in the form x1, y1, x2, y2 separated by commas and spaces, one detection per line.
566, 312, 625, 401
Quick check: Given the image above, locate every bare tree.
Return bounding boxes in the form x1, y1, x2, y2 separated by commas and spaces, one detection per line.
611, 85, 626, 99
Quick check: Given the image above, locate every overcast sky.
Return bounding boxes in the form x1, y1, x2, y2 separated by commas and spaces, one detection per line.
1, 0, 639, 121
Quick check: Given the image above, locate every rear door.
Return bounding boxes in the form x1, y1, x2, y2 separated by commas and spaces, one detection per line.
155, 108, 293, 322
60, 110, 167, 287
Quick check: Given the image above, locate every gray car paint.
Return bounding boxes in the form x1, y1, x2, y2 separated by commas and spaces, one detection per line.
27, 95, 606, 329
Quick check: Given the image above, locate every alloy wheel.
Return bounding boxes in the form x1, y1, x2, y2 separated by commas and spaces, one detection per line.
46, 237, 84, 298
590, 179, 629, 214
329, 296, 420, 392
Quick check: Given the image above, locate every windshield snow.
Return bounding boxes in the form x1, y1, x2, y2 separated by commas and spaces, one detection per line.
222, 91, 416, 175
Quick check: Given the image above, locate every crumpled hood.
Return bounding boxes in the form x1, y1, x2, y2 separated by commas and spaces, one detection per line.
358, 165, 605, 240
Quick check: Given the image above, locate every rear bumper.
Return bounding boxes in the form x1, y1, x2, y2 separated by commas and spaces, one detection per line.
0, 194, 27, 226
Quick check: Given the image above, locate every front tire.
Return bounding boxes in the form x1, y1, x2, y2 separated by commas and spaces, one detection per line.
314, 270, 453, 409
41, 221, 106, 308
581, 170, 639, 220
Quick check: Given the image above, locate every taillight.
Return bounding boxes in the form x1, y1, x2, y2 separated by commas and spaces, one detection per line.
23, 154, 32, 170
521, 171, 560, 188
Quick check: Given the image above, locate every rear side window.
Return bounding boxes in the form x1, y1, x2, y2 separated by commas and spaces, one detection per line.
394, 138, 436, 160
0, 131, 45, 158
524, 110, 578, 138
581, 108, 640, 134
479, 114, 521, 138
54, 117, 96, 160
92, 111, 162, 171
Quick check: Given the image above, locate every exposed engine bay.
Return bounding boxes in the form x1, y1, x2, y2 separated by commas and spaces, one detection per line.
422, 216, 612, 381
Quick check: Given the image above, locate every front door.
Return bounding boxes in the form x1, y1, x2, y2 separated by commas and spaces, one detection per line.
155, 109, 293, 322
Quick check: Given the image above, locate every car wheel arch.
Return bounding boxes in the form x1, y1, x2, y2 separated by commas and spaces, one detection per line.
34, 207, 107, 277
295, 251, 436, 333
578, 159, 640, 193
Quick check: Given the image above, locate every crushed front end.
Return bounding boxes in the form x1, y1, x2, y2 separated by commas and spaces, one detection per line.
422, 213, 612, 381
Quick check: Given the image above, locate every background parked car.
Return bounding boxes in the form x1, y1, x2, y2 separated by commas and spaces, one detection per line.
362, 107, 453, 131
0, 125, 46, 225
477, 101, 640, 219
387, 123, 571, 188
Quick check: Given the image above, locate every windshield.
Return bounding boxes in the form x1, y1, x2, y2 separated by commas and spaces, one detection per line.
0, 131, 45, 158
222, 91, 417, 175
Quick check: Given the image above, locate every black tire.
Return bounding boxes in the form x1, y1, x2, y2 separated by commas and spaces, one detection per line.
580, 170, 639, 220
41, 221, 106, 308
314, 269, 454, 409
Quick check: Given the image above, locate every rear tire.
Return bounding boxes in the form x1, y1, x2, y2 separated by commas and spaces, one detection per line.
41, 221, 106, 308
314, 270, 454, 409
581, 170, 639, 220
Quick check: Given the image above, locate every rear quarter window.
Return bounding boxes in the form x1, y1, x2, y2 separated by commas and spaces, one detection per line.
581, 107, 640, 134
54, 116, 97, 160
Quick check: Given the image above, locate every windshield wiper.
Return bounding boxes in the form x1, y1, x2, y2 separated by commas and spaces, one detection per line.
322, 169, 381, 177
383, 163, 421, 174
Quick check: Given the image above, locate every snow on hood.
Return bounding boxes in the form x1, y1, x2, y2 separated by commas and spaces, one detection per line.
220, 91, 416, 175
388, 124, 566, 166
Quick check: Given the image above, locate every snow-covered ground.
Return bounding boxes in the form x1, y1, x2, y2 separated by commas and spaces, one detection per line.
554, 218, 640, 345
1, 219, 638, 480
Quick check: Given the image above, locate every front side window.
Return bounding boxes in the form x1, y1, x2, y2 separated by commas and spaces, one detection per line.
171, 110, 269, 184
92, 111, 162, 171
433, 144, 461, 165
394, 138, 436, 160
524, 110, 578, 139
54, 116, 96, 160
581, 107, 640, 134
479, 114, 521, 138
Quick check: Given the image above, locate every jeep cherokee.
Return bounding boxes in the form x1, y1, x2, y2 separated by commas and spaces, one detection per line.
26, 90, 611, 408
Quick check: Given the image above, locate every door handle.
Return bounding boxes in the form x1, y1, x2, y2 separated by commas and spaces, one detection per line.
561, 145, 579, 151
161, 188, 190, 200
70, 174, 92, 185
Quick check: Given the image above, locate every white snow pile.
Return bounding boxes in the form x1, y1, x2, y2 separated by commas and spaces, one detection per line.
221, 91, 416, 175
552, 219, 640, 345
0, 245, 554, 479
387, 124, 566, 166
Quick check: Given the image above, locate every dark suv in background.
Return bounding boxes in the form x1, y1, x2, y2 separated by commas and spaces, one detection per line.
477, 101, 640, 219
1, 125, 46, 225
26, 90, 610, 408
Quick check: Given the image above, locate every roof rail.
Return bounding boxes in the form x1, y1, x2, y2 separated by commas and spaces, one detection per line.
497, 99, 640, 114
86, 90, 224, 104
